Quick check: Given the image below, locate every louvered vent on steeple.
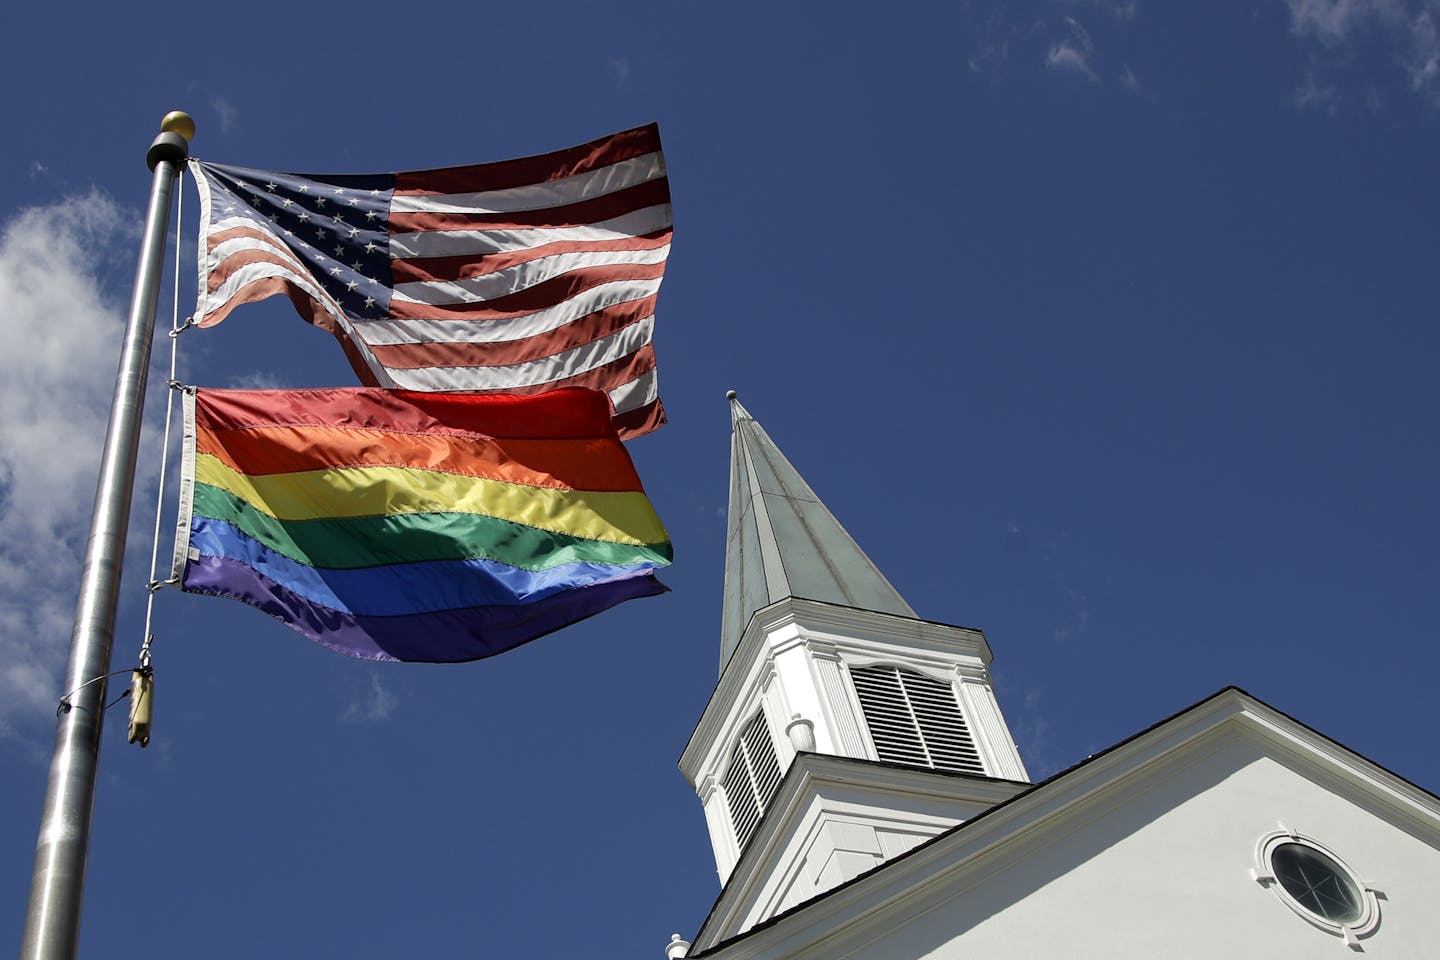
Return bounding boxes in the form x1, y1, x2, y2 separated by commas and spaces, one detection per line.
722, 712, 783, 849
851, 665, 985, 775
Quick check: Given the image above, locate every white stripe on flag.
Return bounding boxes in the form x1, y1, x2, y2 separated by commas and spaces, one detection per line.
356, 280, 661, 346
606, 365, 659, 415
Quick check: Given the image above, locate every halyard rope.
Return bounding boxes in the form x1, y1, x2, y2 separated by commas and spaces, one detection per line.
137, 165, 188, 667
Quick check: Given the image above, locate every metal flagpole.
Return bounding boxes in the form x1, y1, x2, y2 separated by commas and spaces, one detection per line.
19, 111, 194, 960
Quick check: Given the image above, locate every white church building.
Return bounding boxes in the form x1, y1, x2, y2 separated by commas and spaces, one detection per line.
665, 393, 1440, 958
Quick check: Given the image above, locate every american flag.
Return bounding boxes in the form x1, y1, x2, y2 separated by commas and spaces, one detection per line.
189, 125, 671, 438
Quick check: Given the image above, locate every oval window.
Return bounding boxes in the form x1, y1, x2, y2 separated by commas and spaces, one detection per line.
1269, 841, 1364, 924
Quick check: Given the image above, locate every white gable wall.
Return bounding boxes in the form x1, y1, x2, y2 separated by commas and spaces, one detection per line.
790, 732, 1440, 959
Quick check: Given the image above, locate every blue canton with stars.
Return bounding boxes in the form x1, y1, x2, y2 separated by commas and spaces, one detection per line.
199, 161, 395, 321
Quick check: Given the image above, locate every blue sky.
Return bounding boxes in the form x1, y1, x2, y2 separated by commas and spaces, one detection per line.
3, 2, 1439, 957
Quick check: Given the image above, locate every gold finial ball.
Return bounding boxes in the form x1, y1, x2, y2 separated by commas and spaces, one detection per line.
161, 111, 196, 142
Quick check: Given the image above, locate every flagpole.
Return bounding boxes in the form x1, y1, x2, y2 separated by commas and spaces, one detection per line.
19, 112, 193, 960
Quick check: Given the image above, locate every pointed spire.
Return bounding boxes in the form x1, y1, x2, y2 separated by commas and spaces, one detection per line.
720, 392, 915, 675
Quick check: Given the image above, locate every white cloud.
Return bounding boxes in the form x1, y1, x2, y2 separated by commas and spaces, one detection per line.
0, 192, 138, 738
1285, 0, 1440, 105
228, 370, 287, 390
1052, 586, 1092, 643
1016, 684, 1060, 778
210, 96, 239, 136
610, 57, 632, 86
1295, 62, 1341, 109
1403, 7, 1440, 92
969, 39, 1010, 73
1119, 64, 1141, 92
1078, 0, 1138, 20
1286, 0, 1397, 44
967, 5, 1132, 83
1047, 43, 1097, 78
1047, 18, 1100, 81
340, 672, 399, 724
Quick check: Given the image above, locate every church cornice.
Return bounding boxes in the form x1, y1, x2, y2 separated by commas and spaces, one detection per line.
681, 598, 994, 785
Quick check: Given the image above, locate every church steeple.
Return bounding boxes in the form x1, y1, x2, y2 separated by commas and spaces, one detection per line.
681, 395, 1029, 940
721, 391, 914, 675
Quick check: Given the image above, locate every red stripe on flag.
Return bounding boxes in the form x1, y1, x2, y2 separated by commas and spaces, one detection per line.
612, 398, 667, 440
329, 325, 386, 387
195, 277, 300, 330
390, 232, 671, 285
394, 124, 662, 196
388, 180, 671, 234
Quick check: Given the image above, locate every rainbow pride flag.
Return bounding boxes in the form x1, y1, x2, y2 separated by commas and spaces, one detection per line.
172, 386, 671, 661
